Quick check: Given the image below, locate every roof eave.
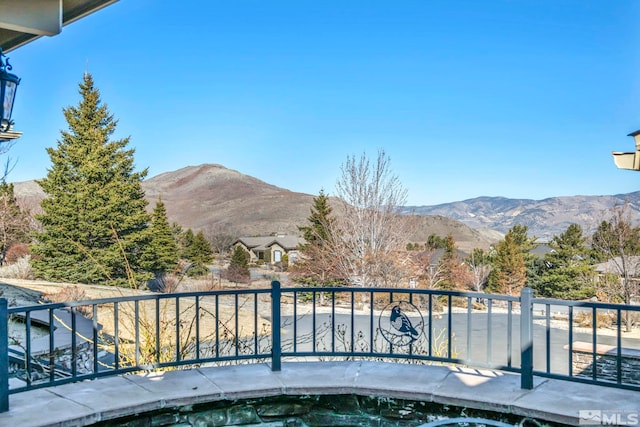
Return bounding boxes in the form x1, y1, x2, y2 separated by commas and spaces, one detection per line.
1, 0, 119, 52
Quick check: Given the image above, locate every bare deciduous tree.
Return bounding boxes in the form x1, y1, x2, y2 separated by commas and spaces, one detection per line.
466, 249, 492, 293
0, 180, 31, 265
205, 223, 239, 258
332, 150, 411, 287
592, 204, 640, 331
0, 157, 16, 183
408, 249, 444, 289
468, 262, 491, 293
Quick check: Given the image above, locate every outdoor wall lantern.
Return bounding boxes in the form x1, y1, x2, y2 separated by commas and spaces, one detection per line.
612, 130, 640, 171
0, 48, 20, 133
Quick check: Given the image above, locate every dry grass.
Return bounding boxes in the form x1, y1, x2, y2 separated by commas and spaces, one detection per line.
573, 311, 617, 329
0, 278, 272, 341
96, 295, 269, 342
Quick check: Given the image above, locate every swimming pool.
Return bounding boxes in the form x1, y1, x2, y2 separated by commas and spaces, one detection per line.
90, 393, 559, 427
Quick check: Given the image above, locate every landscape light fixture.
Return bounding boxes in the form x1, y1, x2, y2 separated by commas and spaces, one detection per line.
612, 130, 640, 171
0, 48, 20, 133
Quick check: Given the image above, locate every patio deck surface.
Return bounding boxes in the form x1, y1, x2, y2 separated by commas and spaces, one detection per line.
0, 361, 638, 426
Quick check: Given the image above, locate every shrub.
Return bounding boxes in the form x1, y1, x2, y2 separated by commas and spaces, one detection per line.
43, 285, 91, 316
0, 255, 33, 279
186, 263, 211, 278
6, 243, 31, 265
147, 273, 181, 293
43, 285, 87, 304
573, 311, 617, 328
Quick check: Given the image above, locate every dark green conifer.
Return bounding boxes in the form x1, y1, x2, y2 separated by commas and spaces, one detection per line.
438, 234, 464, 290
488, 232, 526, 295
291, 189, 342, 286
31, 73, 150, 285
180, 228, 195, 260
298, 189, 333, 245
140, 198, 179, 277
537, 223, 595, 299
226, 245, 250, 284
182, 229, 213, 277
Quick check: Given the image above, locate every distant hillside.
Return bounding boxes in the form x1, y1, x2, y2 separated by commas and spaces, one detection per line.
406, 193, 640, 241
17, 164, 640, 247
13, 164, 497, 252
142, 164, 318, 237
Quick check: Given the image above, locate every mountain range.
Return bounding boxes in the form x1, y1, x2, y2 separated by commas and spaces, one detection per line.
12, 163, 640, 250
406, 192, 640, 241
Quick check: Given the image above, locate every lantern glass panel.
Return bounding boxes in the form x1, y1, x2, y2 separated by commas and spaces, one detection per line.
2, 80, 17, 122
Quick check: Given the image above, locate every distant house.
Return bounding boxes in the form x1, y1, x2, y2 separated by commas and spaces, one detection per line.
530, 243, 553, 257
594, 256, 640, 303
233, 235, 305, 266
594, 256, 640, 277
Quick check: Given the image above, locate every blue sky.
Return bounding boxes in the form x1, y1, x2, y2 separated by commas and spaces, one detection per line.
6, 0, 640, 205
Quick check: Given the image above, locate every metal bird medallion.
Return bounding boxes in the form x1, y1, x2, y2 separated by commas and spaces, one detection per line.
390, 305, 420, 342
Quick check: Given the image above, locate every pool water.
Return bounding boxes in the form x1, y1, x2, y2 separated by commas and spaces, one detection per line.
92, 394, 561, 426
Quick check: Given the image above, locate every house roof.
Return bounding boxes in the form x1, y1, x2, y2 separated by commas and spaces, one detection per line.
265, 235, 305, 250
1, 0, 118, 52
236, 237, 273, 250
594, 256, 640, 276
530, 243, 554, 257
235, 235, 305, 251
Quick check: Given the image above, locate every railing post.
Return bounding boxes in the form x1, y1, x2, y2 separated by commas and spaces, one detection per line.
520, 287, 534, 389
0, 298, 8, 412
271, 280, 281, 372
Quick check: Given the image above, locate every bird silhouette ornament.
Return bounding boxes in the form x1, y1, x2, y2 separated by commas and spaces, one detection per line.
390, 305, 420, 343
379, 301, 424, 346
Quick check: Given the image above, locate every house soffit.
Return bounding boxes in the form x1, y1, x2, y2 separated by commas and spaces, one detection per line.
0, 0, 118, 52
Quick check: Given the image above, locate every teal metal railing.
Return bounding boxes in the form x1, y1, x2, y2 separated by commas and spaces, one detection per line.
1, 282, 639, 412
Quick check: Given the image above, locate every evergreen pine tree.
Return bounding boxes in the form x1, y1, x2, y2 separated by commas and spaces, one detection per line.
140, 198, 179, 277
508, 224, 539, 253
171, 222, 187, 258
226, 245, 250, 284
506, 224, 541, 285
291, 190, 342, 286
179, 228, 213, 276
0, 180, 31, 265
427, 234, 446, 250
488, 233, 526, 295
185, 230, 213, 277
180, 228, 195, 260
230, 245, 249, 269
31, 73, 150, 285
537, 224, 596, 299
438, 234, 469, 290
298, 189, 333, 245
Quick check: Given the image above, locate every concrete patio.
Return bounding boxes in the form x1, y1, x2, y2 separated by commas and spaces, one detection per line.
0, 361, 638, 426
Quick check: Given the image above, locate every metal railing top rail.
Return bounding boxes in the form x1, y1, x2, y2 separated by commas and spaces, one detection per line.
9, 287, 638, 317
6, 287, 273, 315
280, 285, 521, 300
532, 297, 640, 311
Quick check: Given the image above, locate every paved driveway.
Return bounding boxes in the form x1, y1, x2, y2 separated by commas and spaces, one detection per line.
282, 311, 640, 375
